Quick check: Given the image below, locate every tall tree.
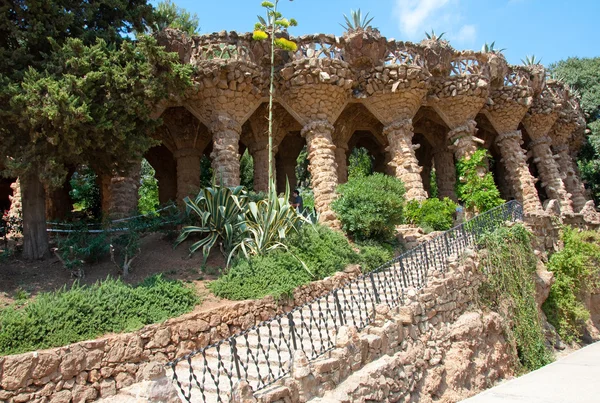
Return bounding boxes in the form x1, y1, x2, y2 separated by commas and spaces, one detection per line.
0, 1, 193, 259
550, 57, 600, 204
151, 0, 200, 35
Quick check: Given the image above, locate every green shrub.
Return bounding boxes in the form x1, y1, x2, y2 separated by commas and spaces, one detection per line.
479, 224, 552, 371
404, 198, 458, 232
55, 226, 110, 276
70, 167, 101, 219
356, 240, 395, 272
332, 173, 405, 241
209, 225, 358, 300
543, 227, 600, 343
0, 275, 198, 355
456, 149, 504, 213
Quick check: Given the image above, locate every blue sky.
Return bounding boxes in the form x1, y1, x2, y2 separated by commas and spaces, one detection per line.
159, 0, 598, 66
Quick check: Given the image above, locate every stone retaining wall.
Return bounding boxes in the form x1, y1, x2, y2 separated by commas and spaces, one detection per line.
232, 251, 515, 403
0, 267, 362, 403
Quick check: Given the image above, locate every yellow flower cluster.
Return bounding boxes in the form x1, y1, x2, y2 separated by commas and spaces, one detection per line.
253, 30, 269, 41
274, 37, 297, 52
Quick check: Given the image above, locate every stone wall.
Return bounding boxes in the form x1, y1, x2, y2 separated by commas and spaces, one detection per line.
233, 250, 516, 403
0, 267, 361, 403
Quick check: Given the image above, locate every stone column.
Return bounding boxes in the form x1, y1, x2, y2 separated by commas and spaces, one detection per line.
210, 115, 241, 187
495, 131, 542, 213
301, 121, 340, 226
528, 136, 574, 214
384, 119, 427, 201
249, 144, 276, 193
433, 149, 457, 201
447, 120, 482, 162
554, 144, 587, 212
101, 162, 142, 219
335, 142, 349, 184
174, 148, 201, 202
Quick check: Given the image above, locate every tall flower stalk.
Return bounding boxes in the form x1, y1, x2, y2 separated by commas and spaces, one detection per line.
253, 1, 297, 193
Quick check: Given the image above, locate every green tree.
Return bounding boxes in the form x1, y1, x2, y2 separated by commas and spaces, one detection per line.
0, 1, 192, 259
150, 0, 200, 35
252, 0, 297, 193
550, 57, 600, 204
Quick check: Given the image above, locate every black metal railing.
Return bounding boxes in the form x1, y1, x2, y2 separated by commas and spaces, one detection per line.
169, 200, 523, 402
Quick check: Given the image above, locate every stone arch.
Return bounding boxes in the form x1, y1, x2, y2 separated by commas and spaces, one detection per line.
347, 130, 387, 177
243, 103, 303, 192
154, 107, 212, 203
475, 113, 515, 201
413, 107, 455, 200
333, 103, 386, 183
144, 145, 177, 204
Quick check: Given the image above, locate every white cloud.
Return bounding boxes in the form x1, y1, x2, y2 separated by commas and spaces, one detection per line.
454, 24, 477, 44
395, 0, 450, 37
393, 0, 478, 46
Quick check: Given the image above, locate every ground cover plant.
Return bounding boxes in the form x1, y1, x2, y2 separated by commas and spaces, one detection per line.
0, 275, 198, 356
478, 224, 552, 372
543, 227, 600, 343
208, 224, 358, 300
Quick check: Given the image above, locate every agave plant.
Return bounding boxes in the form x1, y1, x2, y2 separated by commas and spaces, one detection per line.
482, 41, 506, 54
340, 9, 374, 32
521, 55, 543, 66
175, 184, 248, 264
231, 181, 309, 268
424, 29, 445, 41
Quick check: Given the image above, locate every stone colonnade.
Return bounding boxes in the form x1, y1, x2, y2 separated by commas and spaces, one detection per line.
93, 30, 593, 224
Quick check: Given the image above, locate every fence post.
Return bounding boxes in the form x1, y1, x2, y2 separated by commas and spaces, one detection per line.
369, 272, 380, 304
230, 338, 242, 380
333, 290, 345, 326
287, 312, 298, 351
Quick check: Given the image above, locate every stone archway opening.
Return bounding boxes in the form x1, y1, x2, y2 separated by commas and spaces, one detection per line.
346, 130, 387, 179
275, 131, 306, 194
145, 145, 177, 205
413, 107, 452, 200
475, 113, 514, 201
154, 107, 212, 203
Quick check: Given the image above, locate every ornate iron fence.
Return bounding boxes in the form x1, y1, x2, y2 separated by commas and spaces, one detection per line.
169, 200, 523, 403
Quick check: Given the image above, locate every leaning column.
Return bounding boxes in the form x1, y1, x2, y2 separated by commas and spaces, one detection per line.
210, 114, 241, 187
301, 121, 340, 226
384, 119, 427, 201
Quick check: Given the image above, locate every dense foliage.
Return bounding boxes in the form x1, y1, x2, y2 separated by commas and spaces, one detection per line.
404, 197, 458, 232
550, 57, 600, 204
543, 227, 600, 343
348, 147, 374, 178
332, 173, 405, 241
479, 224, 552, 371
209, 225, 358, 300
138, 159, 160, 215
456, 149, 504, 213
70, 167, 101, 219
240, 150, 254, 191
0, 275, 198, 356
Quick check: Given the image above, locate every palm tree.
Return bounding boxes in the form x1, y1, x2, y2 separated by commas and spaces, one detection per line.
340, 9, 374, 32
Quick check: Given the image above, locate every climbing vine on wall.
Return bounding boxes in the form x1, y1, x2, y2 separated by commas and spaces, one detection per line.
478, 224, 553, 372
456, 149, 504, 213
